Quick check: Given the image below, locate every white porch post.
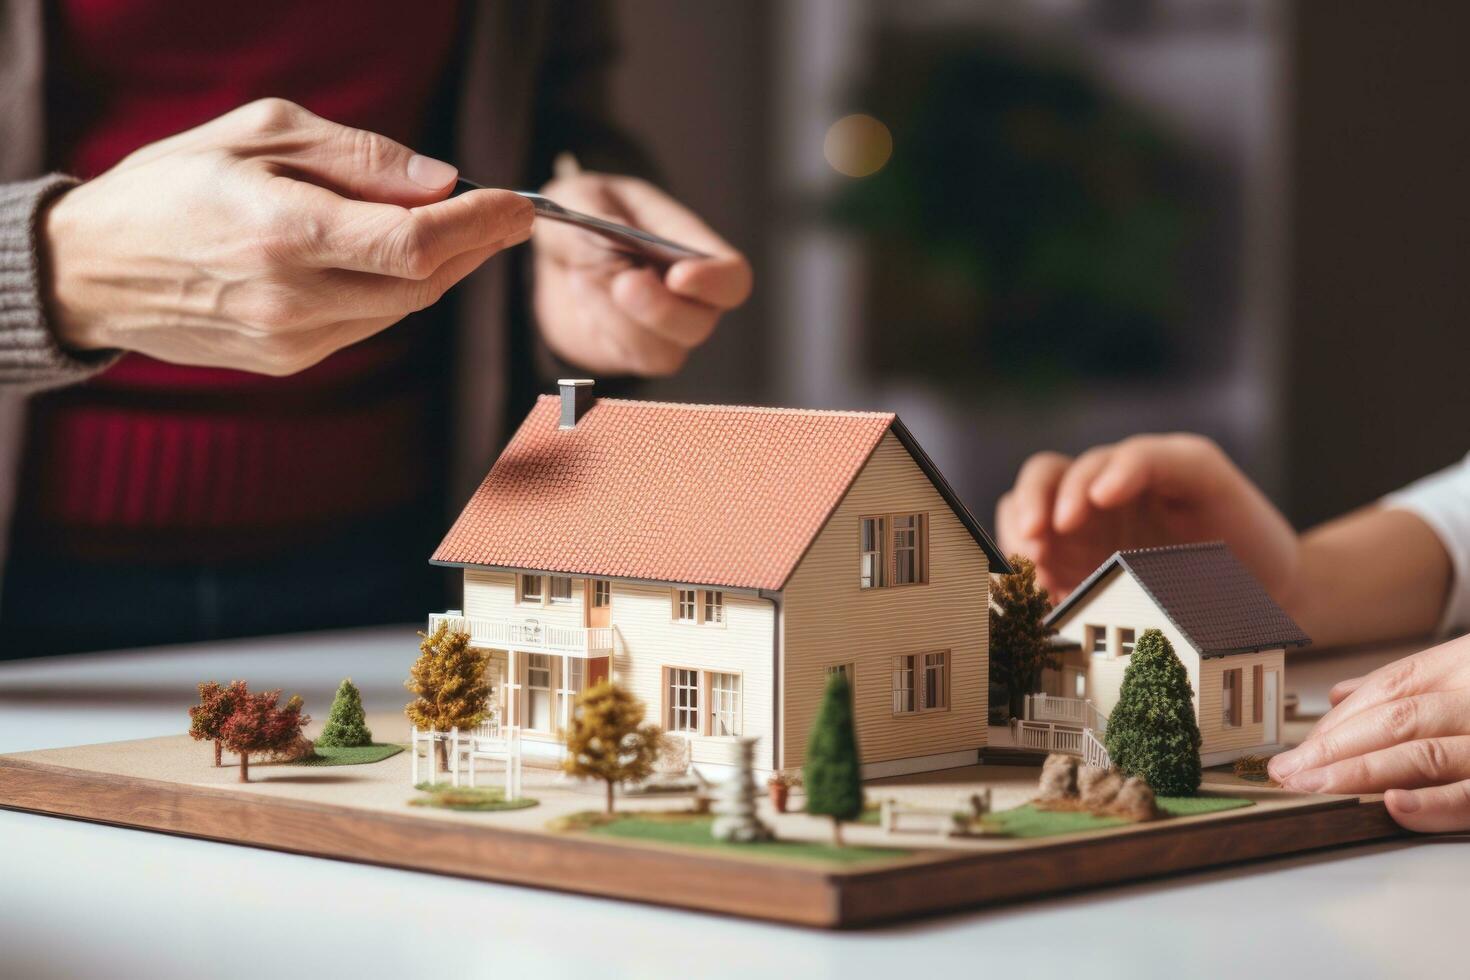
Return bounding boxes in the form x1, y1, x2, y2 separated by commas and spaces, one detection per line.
506, 648, 518, 728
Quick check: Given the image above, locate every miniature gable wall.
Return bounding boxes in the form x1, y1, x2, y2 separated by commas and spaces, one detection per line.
1050, 568, 1285, 759
780, 431, 989, 773
462, 570, 776, 770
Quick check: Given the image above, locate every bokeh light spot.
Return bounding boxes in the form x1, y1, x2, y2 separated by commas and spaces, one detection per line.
824, 113, 893, 178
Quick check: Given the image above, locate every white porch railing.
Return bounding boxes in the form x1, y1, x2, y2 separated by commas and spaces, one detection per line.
1017, 721, 1084, 755
428, 612, 614, 658
1024, 693, 1108, 734
1083, 728, 1111, 770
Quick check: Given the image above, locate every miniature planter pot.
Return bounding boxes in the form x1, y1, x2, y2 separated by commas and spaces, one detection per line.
769, 780, 790, 813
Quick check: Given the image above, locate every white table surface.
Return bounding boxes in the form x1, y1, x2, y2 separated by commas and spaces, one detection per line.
0, 627, 1462, 979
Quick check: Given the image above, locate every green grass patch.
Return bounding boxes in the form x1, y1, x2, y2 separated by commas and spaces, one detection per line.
984, 796, 1254, 840
409, 783, 539, 812
293, 743, 404, 767
556, 810, 910, 865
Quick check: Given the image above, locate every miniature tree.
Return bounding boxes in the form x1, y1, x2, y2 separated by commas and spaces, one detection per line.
803, 670, 863, 846
218, 689, 309, 783
562, 681, 663, 815
188, 680, 247, 767
1103, 628, 1202, 796
316, 678, 373, 748
989, 554, 1058, 720
404, 622, 489, 771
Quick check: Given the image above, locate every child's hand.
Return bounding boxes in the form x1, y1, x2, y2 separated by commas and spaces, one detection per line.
1269, 634, 1470, 832
995, 434, 1300, 601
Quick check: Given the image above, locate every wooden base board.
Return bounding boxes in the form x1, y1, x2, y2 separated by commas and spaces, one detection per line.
0, 744, 1407, 928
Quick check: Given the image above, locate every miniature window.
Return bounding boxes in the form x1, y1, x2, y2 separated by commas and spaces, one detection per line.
520, 574, 543, 603
1073, 671, 1087, 699
826, 663, 855, 685
559, 657, 586, 731
891, 514, 926, 585
675, 589, 697, 622
1252, 665, 1264, 724
703, 590, 724, 624
859, 517, 886, 589
1088, 626, 1109, 656
1119, 628, 1136, 656
592, 579, 611, 608
548, 576, 575, 603
709, 672, 742, 736
922, 652, 949, 710
668, 668, 701, 733
1223, 668, 1243, 727
892, 655, 916, 714
526, 654, 553, 731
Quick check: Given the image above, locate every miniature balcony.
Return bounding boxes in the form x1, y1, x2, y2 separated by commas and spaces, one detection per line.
427, 612, 615, 659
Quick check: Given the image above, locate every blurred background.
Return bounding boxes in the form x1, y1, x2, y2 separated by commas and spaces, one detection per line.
616, 0, 1469, 531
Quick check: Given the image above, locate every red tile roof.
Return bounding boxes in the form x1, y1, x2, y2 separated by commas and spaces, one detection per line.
432, 395, 1006, 590
1046, 542, 1312, 656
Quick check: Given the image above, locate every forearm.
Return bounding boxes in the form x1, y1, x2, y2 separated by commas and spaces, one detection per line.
0, 175, 119, 389
1282, 506, 1451, 649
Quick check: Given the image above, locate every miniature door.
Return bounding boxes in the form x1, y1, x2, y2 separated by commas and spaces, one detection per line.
585, 578, 611, 628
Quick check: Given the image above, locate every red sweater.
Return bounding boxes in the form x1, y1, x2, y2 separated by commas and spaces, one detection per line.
23, 1, 461, 560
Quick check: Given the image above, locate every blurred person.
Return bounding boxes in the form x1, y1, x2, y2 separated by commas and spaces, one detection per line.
996, 435, 1470, 832
0, 2, 751, 655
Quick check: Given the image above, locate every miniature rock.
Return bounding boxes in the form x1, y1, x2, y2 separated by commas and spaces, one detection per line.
1078, 765, 1123, 809
711, 736, 774, 843
1111, 776, 1162, 822
1038, 753, 1079, 802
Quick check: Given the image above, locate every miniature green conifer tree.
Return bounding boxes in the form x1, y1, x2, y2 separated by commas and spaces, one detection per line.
1103, 628, 1202, 796
803, 670, 863, 846
316, 678, 373, 748
989, 554, 1058, 719
563, 681, 663, 815
405, 623, 489, 771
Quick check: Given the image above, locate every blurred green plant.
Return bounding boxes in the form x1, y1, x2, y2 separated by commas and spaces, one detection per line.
829, 31, 1205, 393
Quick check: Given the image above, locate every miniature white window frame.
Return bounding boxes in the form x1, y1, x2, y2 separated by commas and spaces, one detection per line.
519, 574, 544, 604
708, 671, 742, 736
1118, 628, 1137, 656
548, 575, 575, 604
671, 588, 725, 626
524, 653, 555, 732
591, 579, 612, 609
667, 667, 702, 733
891, 655, 916, 714
859, 512, 929, 589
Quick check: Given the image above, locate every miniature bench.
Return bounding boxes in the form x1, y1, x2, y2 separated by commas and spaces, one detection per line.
880, 789, 992, 836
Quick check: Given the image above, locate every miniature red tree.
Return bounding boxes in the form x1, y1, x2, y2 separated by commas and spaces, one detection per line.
218, 689, 309, 783
188, 680, 248, 767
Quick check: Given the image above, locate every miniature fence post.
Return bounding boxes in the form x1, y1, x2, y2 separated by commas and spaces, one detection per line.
411, 726, 419, 786
449, 727, 461, 787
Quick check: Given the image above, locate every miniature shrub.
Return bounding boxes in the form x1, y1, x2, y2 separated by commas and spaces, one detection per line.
1102, 629, 1201, 796
316, 679, 373, 748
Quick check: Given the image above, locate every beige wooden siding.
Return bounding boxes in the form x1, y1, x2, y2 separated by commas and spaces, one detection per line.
781, 432, 989, 771
1050, 568, 1200, 718
1197, 649, 1285, 756
1051, 569, 1286, 757
461, 571, 774, 769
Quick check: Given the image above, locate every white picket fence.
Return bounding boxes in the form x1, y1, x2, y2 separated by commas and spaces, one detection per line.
1016, 720, 1084, 754
410, 723, 524, 801
1024, 693, 1108, 733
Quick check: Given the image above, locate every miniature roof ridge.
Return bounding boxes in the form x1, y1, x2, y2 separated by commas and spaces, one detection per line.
1044, 540, 1311, 656
534, 393, 897, 422
433, 395, 1009, 590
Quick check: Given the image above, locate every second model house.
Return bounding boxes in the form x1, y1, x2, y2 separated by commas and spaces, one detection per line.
427, 381, 1010, 777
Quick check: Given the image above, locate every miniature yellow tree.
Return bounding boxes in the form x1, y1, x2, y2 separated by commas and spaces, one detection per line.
990, 554, 1058, 720
562, 680, 663, 815
405, 622, 489, 771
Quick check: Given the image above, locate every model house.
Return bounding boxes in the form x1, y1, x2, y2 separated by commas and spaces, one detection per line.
1043, 543, 1311, 766
427, 380, 1010, 777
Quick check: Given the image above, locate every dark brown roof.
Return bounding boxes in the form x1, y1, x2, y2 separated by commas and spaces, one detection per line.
1044, 542, 1311, 656
431, 396, 1009, 590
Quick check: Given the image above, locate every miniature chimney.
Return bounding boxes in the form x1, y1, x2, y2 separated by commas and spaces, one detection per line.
558, 379, 596, 429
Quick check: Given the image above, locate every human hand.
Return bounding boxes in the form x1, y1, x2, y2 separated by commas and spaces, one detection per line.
532, 172, 752, 375
43, 98, 534, 375
995, 434, 1300, 601
1268, 635, 1470, 831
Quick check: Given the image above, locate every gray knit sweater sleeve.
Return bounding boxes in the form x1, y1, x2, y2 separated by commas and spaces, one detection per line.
0, 174, 119, 388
